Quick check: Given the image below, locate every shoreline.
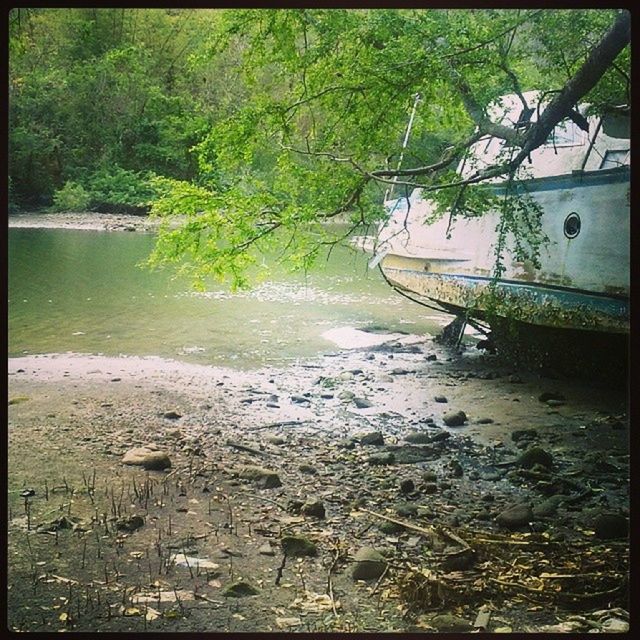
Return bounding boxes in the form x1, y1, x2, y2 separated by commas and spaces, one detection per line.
9, 210, 162, 232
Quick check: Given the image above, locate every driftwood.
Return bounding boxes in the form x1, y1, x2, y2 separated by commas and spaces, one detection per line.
359, 508, 471, 551
225, 440, 277, 457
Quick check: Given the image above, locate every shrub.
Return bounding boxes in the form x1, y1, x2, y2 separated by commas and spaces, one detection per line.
51, 181, 91, 212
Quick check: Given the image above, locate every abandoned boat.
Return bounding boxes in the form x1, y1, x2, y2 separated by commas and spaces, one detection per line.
369, 92, 630, 339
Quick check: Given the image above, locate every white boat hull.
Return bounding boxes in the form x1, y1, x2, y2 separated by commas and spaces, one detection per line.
377, 167, 629, 333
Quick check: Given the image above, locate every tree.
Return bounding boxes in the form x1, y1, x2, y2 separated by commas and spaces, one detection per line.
146, 8, 630, 289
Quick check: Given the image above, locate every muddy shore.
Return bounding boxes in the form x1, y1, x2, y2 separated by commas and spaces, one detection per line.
8, 338, 629, 633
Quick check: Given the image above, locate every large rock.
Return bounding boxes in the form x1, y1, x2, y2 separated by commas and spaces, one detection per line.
443, 410, 467, 427
357, 431, 384, 446
352, 547, 387, 580
239, 465, 282, 489
122, 446, 171, 471
404, 431, 432, 444
281, 535, 318, 557
517, 447, 553, 469
496, 503, 533, 530
594, 513, 628, 540
367, 452, 395, 466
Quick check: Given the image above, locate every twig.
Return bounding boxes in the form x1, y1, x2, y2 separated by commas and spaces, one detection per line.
371, 564, 390, 597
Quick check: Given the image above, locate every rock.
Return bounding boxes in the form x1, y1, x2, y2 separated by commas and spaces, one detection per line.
353, 397, 373, 409
36, 516, 77, 533
281, 535, 318, 557
395, 503, 418, 518
449, 460, 463, 477
291, 395, 311, 405
400, 479, 415, 494
258, 543, 275, 556
391, 446, 436, 464
594, 513, 628, 540
301, 500, 326, 519
429, 614, 473, 632
352, 548, 387, 580
434, 395, 448, 403
443, 410, 467, 427
286, 499, 304, 515
390, 368, 411, 375
358, 431, 384, 446
320, 393, 334, 399
122, 446, 171, 471
367, 452, 395, 465
404, 431, 432, 444
338, 390, 355, 401
379, 521, 405, 534
441, 548, 477, 571
496, 503, 533, 530
600, 618, 629, 633
476, 417, 494, 424
266, 436, 285, 445
299, 464, 317, 475
532, 495, 565, 518
423, 483, 438, 494
163, 410, 181, 420
517, 447, 553, 469
116, 515, 145, 532
426, 354, 437, 361
422, 470, 437, 482
336, 438, 355, 450
430, 431, 451, 443
239, 465, 282, 489
538, 392, 565, 402
511, 429, 538, 442
222, 581, 259, 598
20, 489, 36, 498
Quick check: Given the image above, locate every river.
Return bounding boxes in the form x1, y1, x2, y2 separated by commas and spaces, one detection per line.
8, 227, 450, 368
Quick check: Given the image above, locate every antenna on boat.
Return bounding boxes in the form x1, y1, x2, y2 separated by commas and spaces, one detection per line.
386, 93, 421, 202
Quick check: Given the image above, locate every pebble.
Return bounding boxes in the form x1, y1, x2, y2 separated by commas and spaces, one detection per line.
434, 395, 448, 403
281, 535, 318, 557
400, 479, 415, 494
299, 464, 317, 475
238, 465, 282, 489
496, 503, 533, 530
163, 410, 182, 420
353, 397, 373, 409
301, 500, 326, 519
443, 410, 467, 427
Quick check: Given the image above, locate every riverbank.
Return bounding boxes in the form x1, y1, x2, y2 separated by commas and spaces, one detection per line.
9, 210, 160, 232
8, 338, 629, 632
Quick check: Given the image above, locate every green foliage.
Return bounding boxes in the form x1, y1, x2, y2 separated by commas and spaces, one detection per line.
51, 181, 91, 212
85, 167, 159, 211
10, 8, 628, 289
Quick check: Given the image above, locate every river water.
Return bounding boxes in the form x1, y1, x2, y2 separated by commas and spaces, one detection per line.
8, 227, 449, 369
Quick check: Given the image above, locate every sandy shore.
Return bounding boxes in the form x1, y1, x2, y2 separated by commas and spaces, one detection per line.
7, 340, 629, 633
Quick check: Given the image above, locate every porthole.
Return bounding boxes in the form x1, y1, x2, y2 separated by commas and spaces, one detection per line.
564, 212, 581, 239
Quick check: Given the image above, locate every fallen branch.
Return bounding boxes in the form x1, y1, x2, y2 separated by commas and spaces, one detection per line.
248, 420, 311, 432
226, 440, 276, 457
359, 509, 471, 551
